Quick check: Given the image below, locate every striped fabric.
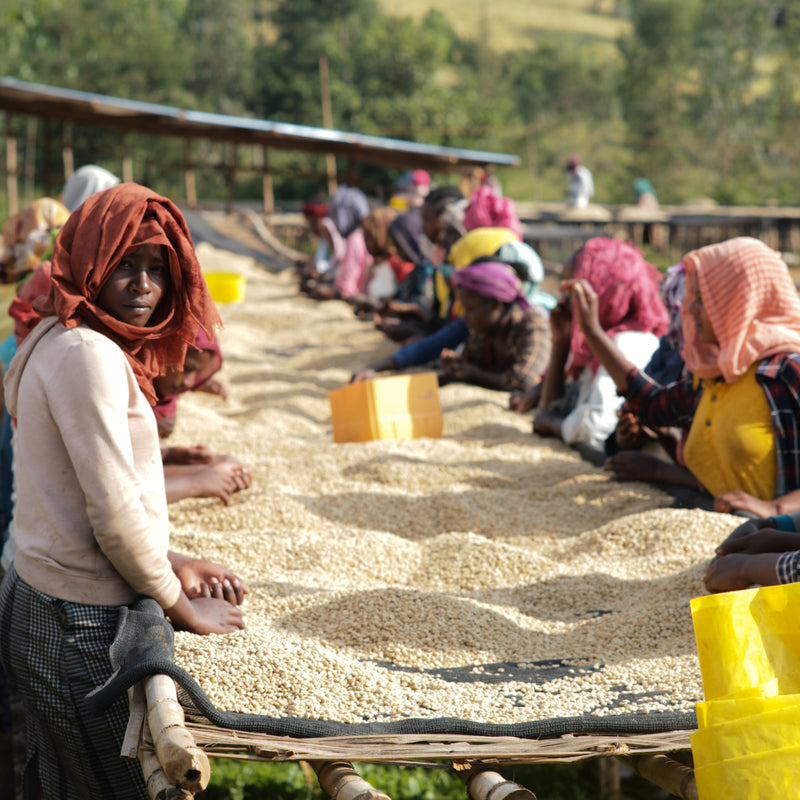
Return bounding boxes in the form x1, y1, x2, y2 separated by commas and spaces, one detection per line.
681, 237, 800, 383
0, 567, 148, 799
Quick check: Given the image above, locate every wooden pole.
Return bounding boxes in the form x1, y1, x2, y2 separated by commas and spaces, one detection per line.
183, 139, 197, 208
617, 754, 698, 800
319, 53, 338, 197
121, 134, 133, 183
465, 769, 537, 800
225, 144, 238, 214
145, 674, 210, 793
62, 122, 74, 183
261, 145, 274, 214
311, 760, 392, 800
24, 116, 37, 205
6, 116, 19, 216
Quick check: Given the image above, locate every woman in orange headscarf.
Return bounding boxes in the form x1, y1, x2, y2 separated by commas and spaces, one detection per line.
565, 236, 800, 516
0, 183, 246, 798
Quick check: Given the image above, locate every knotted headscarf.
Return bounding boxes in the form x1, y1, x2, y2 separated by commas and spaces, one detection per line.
568, 237, 668, 377
450, 261, 530, 310
681, 237, 800, 383
35, 182, 220, 403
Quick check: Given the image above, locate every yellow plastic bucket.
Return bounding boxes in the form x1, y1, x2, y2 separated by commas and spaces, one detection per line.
329, 373, 442, 443
203, 272, 245, 304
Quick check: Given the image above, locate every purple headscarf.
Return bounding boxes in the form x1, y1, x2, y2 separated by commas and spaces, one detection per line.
450, 261, 530, 310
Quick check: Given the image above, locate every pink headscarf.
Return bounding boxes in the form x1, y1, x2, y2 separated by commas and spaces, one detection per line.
681, 237, 800, 383
450, 261, 530, 310
568, 237, 668, 377
463, 185, 523, 241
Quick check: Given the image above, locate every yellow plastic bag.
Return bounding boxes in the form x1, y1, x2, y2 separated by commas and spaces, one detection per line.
691, 697, 800, 767
691, 584, 800, 701
694, 743, 800, 800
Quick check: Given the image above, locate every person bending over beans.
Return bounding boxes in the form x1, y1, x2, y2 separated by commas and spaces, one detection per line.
563, 236, 800, 517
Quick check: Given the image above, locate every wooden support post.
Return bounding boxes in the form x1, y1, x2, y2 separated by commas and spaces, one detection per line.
121, 134, 133, 184
24, 116, 37, 205
262, 145, 274, 215
183, 139, 197, 208
225, 144, 237, 214
6, 116, 19, 216
596, 758, 620, 799
618, 754, 698, 800
311, 760, 392, 800
144, 674, 210, 794
138, 711, 193, 800
465, 769, 537, 800
319, 53, 338, 197
62, 122, 74, 183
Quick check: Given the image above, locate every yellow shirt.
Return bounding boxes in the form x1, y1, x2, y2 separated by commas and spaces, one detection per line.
683, 364, 776, 499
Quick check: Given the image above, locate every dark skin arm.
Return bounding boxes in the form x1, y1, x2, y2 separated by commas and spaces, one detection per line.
350, 356, 398, 384
533, 296, 572, 437
439, 348, 509, 391
704, 527, 800, 593
164, 552, 247, 633
714, 490, 800, 518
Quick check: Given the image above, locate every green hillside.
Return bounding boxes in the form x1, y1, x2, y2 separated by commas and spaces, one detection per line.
378, 0, 630, 49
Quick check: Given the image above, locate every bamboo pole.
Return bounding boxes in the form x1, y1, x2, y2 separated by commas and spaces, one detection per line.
6, 116, 19, 216
465, 769, 537, 800
617, 754, 698, 800
318, 53, 337, 197
311, 760, 392, 800
62, 122, 74, 183
139, 710, 193, 800
145, 674, 210, 793
183, 139, 197, 209
261, 145, 274, 214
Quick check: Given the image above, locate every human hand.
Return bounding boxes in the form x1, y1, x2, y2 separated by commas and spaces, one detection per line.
168, 595, 245, 634
548, 296, 573, 344
718, 516, 778, 546
509, 384, 541, 414
350, 368, 377, 384
203, 379, 228, 401
714, 492, 778, 518
562, 278, 602, 339
533, 409, 562, 438
170, 552, 247, 606
704, 553, 779, 593
715, 529, 800, 557
188, 464, 251, 504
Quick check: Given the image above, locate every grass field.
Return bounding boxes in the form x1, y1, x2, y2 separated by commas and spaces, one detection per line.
377, 0, 630, 49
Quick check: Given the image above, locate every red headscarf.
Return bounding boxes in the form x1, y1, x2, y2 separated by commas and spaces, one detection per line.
34, 183, 220, 403
568, 237, 668, 377
9, 260, 53, 345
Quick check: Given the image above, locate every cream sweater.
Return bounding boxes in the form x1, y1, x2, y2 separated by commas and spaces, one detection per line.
4, 318, 181, 609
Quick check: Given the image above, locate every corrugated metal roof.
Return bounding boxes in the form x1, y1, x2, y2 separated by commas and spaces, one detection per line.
0, 78, 520, 172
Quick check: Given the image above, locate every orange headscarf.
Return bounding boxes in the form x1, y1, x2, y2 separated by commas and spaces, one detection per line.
34, 183, 220, 403
681, 237, 800, 383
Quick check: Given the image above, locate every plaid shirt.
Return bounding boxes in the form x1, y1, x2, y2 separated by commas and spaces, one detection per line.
624, 353, 800, 498
462, 305, 551, 392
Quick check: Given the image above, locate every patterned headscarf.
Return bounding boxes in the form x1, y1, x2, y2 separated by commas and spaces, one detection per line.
463, 185, 523, 241
450, 261, 530, 310
660, 263, 686, 350
35, 183, 220, 404
327, 185, 370, 238
568, 237, 668, 377
681, 237, 800, 383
